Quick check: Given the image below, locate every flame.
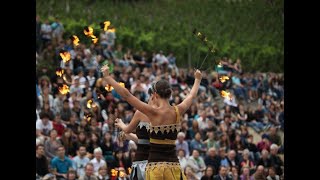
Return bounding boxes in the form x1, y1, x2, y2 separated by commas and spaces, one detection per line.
119, 171, 125, 178
100, 21, 111, 31
84, 113, 92, 122
92, 37, 98, 44
111, 169, 118, 177
87, 100, 97, 109
84, 26, 94, 37
70, 35, 80, 46
219, 76, 229, 83
220, 90, 233, 101
62, 75, 67, 82
107, 27, 116, 33
89, 34, 98, 44
105, 82, 125, 92
56, 68, 64, 77
59, 50, 71, 63
87, 99, 93, 109
105, 84, 114, 92
58, 84, 70, 95
119, 82, 125, 88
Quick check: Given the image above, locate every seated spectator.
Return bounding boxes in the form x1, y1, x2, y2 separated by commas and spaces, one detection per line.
187, 149, 206, 179
51, 146, 74, 179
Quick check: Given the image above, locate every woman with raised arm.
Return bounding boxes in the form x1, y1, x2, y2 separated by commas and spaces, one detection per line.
114, 87, 156, 180
101, 65, 202, 180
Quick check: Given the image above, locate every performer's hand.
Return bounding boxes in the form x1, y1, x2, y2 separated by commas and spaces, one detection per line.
115, 118, 125, 129
101, 64, 110, 77
194, 69, 202, 80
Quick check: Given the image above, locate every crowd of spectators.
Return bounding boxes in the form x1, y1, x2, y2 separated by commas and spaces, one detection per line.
36, 15, 284, 180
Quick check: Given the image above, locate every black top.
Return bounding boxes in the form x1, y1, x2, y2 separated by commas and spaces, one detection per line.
36, 155, 49, 176
134, 121, 150, 161
148, 106, 181, 163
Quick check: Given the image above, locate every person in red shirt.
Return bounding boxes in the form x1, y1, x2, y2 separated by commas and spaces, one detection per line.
52, 113, 65, 137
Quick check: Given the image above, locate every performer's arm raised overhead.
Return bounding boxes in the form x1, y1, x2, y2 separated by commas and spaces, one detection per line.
101, 65, 158, 120
177, 69, 202, 114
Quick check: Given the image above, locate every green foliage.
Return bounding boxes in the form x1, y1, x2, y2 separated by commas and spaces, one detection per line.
37, 0, 283, 72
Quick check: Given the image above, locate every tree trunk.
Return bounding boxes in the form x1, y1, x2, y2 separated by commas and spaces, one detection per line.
66, 0, 70, 14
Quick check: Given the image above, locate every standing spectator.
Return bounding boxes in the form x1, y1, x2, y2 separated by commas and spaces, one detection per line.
51, 17, 64, 46
40, 19, 52, 50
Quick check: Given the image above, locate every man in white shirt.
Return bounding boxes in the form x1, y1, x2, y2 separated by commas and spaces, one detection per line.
36, 112, 53, 144
90, 148, 107, 176
73, 146, 90, 177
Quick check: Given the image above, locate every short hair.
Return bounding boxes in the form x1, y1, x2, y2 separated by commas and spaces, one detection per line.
39, 112, 50, 119
36, 144, 44, 150
66, 169, 77, 178
93, 147, 102, 154
85, 162, 94, 169
177, 132, 185, 138
270, 144, 279, 150
242, 149, 250, 155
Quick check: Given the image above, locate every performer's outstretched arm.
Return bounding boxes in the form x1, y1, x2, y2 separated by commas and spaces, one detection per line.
115, 110, 143, 134
177, 69, 202, 114
101, 66, 157, 120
